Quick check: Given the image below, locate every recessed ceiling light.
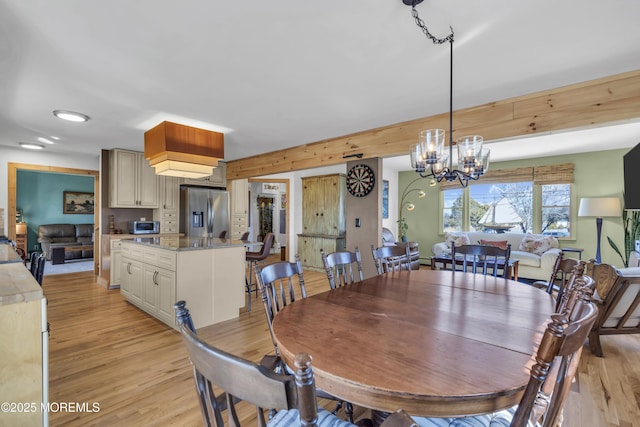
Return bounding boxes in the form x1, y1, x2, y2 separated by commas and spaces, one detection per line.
37, 137, 55, 144
53, 110, 90, 122
19, 142, 45, 150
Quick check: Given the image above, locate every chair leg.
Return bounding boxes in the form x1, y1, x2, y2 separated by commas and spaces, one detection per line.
246, 260, 260, 312
588, 330, 604, 357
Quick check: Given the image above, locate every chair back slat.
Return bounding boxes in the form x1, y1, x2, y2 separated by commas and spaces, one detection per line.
321, 247, 364, 289
451, 244, 511, 278
371, 245, 412, 274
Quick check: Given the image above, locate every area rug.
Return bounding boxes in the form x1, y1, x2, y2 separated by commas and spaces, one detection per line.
34, 259, 95, 276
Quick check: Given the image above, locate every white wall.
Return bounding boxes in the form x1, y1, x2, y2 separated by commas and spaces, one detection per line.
382, 163, 399, 239
0, 146, 100, 235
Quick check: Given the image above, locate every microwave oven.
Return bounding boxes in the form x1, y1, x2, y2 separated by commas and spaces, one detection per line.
128, 220, 160, 235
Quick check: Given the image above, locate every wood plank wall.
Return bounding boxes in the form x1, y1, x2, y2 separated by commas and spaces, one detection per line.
226, 70, 640, 180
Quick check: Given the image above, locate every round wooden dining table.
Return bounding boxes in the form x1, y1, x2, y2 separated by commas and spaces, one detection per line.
271, 269, 555, 418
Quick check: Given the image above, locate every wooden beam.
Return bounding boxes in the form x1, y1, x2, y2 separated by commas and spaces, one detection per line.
227, 70, 640, 180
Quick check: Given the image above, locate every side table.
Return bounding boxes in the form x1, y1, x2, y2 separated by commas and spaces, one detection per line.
561, 247, 584, 260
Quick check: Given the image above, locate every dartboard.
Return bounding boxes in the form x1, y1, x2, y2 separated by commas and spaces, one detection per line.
346, 164, 375, 197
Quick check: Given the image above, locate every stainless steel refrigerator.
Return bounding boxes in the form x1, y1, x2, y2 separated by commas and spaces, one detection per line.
180, 186, 230, 238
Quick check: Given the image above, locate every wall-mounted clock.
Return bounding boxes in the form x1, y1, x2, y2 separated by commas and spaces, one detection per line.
346, 164, 375, 197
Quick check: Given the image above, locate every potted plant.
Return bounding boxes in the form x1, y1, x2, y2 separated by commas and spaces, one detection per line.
397, 217, 408, 242
607, 209, 640, 267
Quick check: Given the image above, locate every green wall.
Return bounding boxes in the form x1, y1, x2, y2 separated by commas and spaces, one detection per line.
17, 171, 94, 253
398, 148, 628, 267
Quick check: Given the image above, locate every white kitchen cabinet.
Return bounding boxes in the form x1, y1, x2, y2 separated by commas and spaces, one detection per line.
154, 176, 180, 233
160, 176, 180, 211
109, 149, 159, 208
231, 179, 248, 215
142, 265, 176, 326
122, 243, 177, 327
111, 238, 122, 286
230, 179, 249, 239
120, 243, 144, 306
181, 160, 226, 188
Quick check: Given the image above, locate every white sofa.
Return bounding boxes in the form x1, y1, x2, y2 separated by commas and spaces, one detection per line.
432, 232, 561, 281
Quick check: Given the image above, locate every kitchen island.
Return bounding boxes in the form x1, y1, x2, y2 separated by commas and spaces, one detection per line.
0, 243, 48, 427
120, 237, 246, 329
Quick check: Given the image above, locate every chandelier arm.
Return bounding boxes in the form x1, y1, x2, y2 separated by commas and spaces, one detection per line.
400, 176, 429, 202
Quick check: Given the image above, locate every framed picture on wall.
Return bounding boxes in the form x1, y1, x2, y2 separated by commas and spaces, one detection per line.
63, 191, 94, 214
382, 180, 389, 219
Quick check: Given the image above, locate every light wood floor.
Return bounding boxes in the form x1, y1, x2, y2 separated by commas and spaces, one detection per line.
43, 260, 640, 426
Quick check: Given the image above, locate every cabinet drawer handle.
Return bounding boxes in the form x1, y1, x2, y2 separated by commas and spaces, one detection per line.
153, 271, 159, 285
127, 262, 132, 274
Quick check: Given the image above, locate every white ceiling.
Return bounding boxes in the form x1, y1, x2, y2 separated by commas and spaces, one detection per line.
1, 0, 639, 169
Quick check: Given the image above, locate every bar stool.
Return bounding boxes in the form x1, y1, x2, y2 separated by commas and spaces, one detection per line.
245, 233, 274, 312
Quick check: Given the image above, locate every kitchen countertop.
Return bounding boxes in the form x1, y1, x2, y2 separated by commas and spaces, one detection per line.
120, 236, 246, 251
0, 242, 23, 264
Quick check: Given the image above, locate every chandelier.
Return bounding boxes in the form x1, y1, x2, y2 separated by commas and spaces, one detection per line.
404, 0, 490, 187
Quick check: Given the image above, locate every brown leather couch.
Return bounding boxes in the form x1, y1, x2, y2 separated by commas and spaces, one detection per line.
37, 224, 94, 261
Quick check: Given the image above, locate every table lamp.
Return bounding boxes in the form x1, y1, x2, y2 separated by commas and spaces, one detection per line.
578, 197, 622, 263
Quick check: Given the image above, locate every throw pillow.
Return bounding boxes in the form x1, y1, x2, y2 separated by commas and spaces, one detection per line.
445, 232, 470, 248
519, 233, 554, 256
479, 239, 509, 250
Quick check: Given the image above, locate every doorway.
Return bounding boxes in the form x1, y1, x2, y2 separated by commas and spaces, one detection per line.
257, 196, 275, 241
248, 178, 289, 260
8, 162, 100, 275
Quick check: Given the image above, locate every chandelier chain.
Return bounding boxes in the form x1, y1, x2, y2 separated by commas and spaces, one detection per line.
410, 5, 454, 45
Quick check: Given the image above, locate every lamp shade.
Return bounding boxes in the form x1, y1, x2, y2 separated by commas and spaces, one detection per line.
15, 222, 27, 235
578, 197, 622, 218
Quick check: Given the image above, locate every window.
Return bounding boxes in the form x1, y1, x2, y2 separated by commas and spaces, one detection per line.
443, 188, 463, 232
469, 182, 532, 233
441, 181, 573, 239
541, 184, 571, 237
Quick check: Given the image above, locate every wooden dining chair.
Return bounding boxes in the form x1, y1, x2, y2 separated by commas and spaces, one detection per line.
173, 301, 352, 427
240, 231, 250, 241
255, 258, 354, 422
371, 244, 412, 274
218, 230, 228, 239
408, 284, 599, 427
585, 260, 640, 357
15, 247, 27, 265
451, 243, 512, 278
29, 251, 40, 277
532, 252, 580, 308
321, 247, 364, 289
255, 255, 307, 359
245, 233, 275, 312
